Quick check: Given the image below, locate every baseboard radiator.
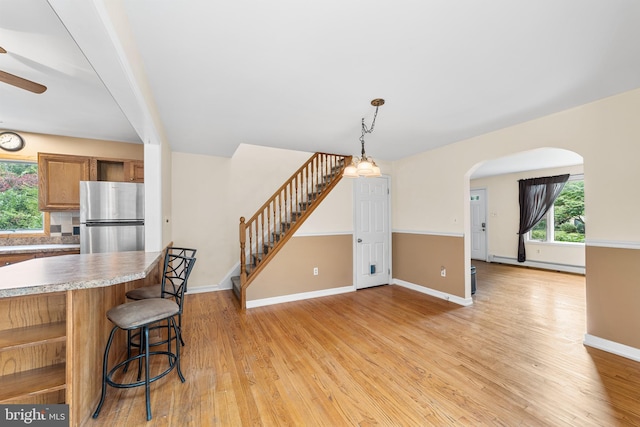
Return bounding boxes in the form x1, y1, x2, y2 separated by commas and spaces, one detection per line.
487, 255, 585, 274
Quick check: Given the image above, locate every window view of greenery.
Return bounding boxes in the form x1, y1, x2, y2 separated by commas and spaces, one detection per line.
530, 179, 585, 243
0, 161, 43, 232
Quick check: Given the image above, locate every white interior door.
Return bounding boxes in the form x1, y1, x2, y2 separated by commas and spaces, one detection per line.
470, 188, 487, 261
355, 177, 390, 289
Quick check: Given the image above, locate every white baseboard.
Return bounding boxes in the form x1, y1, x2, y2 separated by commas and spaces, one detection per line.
184, 263, 238, 294
186, 284, 228, 294
488, 255, 585, 275
583, 334, 640, 362
393, 279, 473, 307
247, 286, 355, 309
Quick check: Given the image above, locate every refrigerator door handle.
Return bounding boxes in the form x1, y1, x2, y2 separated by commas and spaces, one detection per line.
84, 220, 145, 227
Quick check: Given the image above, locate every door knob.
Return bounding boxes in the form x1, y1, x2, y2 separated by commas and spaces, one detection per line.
357, 238, 362, 243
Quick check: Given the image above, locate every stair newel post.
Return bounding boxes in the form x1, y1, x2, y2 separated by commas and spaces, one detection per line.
239, 217, 247, 283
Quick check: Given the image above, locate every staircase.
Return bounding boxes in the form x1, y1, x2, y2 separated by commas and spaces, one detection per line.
232, 152, 351, 309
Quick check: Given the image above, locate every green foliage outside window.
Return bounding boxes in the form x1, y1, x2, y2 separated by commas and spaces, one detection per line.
553, 180, 585, 242
529, 179, 585, 243
0, 161, 43, 232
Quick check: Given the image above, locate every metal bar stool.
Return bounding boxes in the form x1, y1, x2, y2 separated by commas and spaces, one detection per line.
126, 247, 197, 347
92, 254, 196, 421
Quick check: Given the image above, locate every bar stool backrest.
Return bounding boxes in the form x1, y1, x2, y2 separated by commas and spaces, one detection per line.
161, 253, 197, 314
164, 247, 197, 292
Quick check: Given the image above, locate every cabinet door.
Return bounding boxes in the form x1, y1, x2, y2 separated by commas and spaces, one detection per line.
38, 153, 91, 211
125, 160, 144, 183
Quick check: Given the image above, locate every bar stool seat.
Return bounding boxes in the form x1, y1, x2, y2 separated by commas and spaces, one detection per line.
93, 253, 196, 422
108, 298, 178, 328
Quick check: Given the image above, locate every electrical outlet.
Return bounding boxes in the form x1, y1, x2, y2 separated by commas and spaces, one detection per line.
440, 266, 446, 277
313, 267, 318, 276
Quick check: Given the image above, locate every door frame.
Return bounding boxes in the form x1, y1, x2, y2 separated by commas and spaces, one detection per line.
352, 175, 392, 289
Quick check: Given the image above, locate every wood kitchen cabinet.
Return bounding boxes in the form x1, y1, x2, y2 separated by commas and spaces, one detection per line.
126, 160, 144, 183
38, 153, 144, 211
91, 157, 144, 183
38, 153, 91, 211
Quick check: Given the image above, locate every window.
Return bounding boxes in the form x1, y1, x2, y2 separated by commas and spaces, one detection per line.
529, 175, 584, 243
0, 160, 45, 234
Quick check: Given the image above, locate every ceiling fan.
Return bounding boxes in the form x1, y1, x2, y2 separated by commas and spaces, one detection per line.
0, 46, 47, 94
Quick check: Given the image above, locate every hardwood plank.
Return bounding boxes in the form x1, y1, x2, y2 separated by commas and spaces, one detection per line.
88, 262, 640, 426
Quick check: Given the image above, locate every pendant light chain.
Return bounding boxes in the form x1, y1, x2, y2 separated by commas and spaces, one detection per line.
360, 104, 380, 157
343, 98, 384, 178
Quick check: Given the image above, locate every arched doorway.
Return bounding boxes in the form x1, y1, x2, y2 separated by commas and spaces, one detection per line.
464, 147, 584, 298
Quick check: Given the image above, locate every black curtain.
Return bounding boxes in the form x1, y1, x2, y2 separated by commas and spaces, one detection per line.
517, 174, 570, 262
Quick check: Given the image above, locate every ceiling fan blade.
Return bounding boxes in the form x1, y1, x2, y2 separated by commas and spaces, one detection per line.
0, 47, 6, 54
0, 69, 47, 94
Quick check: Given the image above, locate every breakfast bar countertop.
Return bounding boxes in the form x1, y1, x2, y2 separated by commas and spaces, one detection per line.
0, 251, 162, 298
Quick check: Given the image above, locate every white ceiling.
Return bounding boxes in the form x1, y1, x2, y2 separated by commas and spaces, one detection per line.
1, 1, 639, 175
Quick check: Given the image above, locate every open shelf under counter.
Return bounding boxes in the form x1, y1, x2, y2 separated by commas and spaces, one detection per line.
0, 363, 66, 403
0, 322, 66, 351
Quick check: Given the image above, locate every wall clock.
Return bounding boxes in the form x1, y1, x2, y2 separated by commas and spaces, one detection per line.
0, 131, 25, 152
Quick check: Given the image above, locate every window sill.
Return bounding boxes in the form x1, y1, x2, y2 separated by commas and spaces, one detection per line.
526, 240, 584, 247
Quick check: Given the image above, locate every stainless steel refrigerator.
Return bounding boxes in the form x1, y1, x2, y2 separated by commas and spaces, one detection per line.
80, 181, 145, 254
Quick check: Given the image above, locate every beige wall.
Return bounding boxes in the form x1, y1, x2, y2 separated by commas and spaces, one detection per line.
0, 131, 143, 161
247, 234, 352, 301
471, 164, 585, 267
392, 88, 640, 351
171, 144, 356, 289
586, 246, 640, 348
393, 233, 465, 297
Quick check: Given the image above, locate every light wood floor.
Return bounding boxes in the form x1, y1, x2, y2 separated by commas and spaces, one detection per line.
87, 262, 640, 426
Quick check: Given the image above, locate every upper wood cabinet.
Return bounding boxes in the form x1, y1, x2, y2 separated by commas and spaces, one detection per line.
39, 153, 144, 211
91, 158, 144, 183
126, 160, 144, 183
38, 153, 91, 211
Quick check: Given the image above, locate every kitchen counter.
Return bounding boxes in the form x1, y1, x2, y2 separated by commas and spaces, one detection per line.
0, 243, 80, 255
0, 249, 164, 426
0, 250, 161, 297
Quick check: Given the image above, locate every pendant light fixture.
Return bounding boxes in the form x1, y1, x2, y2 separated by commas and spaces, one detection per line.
343, 98, 384, 178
